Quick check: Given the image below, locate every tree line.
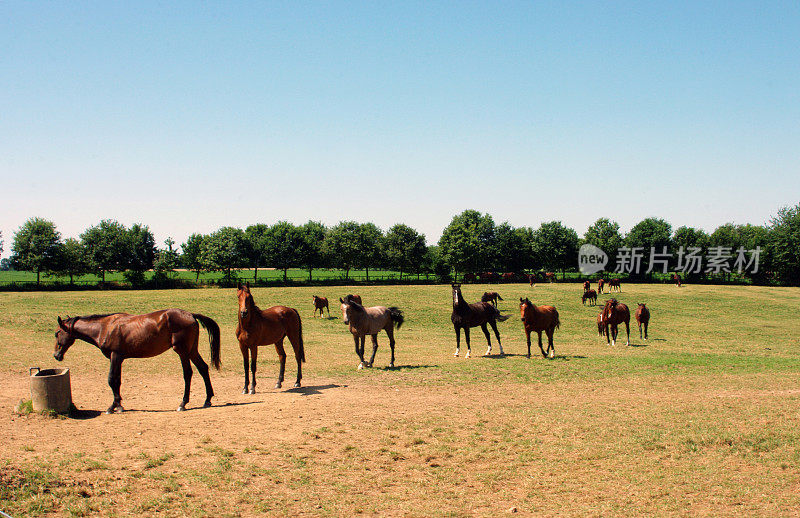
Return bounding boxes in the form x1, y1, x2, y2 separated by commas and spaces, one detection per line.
5, 202, 800, 286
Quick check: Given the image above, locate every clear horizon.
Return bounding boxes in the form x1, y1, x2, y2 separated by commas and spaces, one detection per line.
2, 2, 798, 257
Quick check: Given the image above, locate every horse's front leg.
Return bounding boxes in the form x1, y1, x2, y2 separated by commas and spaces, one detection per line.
106, 352, 124, 414
354, 334, 365, 369
367, 334, 379, 367
464, 327, 471, 358
178, 355, 192, 411
249, 346, 258, 394
481, 323, 492, 356
274, 339, 287, 389
538, 331, 547, 357
526, 329, 532, 358
454, 326, 461, 357
239, 342, 250, 394
489, 320, 504, 355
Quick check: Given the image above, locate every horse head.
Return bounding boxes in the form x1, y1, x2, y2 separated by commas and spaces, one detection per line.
54, 316, 77, 361
602, 298, 618, 322
237, 282, 254, 319
519, 297, 534, 321
451, 284, 464, 307
339, 295, 363, 324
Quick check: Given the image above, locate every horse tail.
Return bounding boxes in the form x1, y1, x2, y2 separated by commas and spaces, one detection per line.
290, 307, 305, 363
389, 307, 404, 329
553, 309, 561, 330
494, 306, 510, 322
193, 313, 221, 370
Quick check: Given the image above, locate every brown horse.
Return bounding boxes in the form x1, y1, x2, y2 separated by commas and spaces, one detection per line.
236, 283, 304, 393
600, 298, 630, 346
54, 310, 220, 414
635, 303, 650, 340
339, 295, 403, 369
671, 273, 682, 287
583, 280, 591, 292
451, 284, 509, 358
596, 311, 605, 336
519, 298, 560, 358
481, 291, 503, 306
582, 289, 598, 306
545, 272, 556, 283
597, 278, 605, 294
609, 278, 622, 292
344, 294, 362, 305
312, 295, 329, 318
528, 274, 536, 287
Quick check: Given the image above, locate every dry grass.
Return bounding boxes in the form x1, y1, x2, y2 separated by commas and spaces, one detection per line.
1, 283, 800, 516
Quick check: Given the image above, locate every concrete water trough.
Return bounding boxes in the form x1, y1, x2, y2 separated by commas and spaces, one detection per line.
29, 367, 72, 414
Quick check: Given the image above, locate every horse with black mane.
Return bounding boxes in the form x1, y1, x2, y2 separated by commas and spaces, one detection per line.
451, 284, 509, 358
237, 283, 304, 393
635, 303, 650, 340
582, 289, 598, 306
609, 278, 622, 292
339, 295, 403, 369
54, 309, 221, 414
599, 298, 630, 346
519, 298, 560, 358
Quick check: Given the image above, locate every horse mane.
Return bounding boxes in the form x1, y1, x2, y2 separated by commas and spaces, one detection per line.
74, 313, 121, 322
343, 295, 365, 312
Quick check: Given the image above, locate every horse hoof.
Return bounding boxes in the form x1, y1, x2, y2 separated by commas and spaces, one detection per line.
358, 363, 364, 370
203, 401, 212, 408
248, 389, 256, 395
453, 353, 459, 357
293, 382, 301, 388
465, 353, 471, 359
242, 388, 248, 394
177, 406, 186, 412
389, 363, 394, 368
275, 383, 282, 389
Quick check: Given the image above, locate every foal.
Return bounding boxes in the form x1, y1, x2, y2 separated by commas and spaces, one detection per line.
312, 295, 329, 318
481, 291, 503, 306
600, 298, 630, 346
519, 298, 560, 358
340, 295, 403, 369
635, 303, 650, 340
451, 284, 509, 358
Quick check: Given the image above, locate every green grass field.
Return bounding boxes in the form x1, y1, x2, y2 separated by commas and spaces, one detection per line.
1, 283, 800, 516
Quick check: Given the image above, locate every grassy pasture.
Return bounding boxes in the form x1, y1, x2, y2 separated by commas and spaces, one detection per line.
1, 283, 800, 516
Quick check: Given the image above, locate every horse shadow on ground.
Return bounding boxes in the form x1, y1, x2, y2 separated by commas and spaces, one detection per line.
483, 353, 587, 361
67, 408, 103, 420
379, 364, 437, 372
115, 401, 260, 415
283, 384, 343, 396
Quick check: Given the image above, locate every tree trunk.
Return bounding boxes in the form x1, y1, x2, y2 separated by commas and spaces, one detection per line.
308, 268, 312, 281
366, 266, 370, 281
254, 265, 259, 281
69, 273, 74, 285
102, 269, 106, 283
195, 269, 200, 282
345, 267, 350, 281
37, 269, 40, 285
283, 268, 288, 282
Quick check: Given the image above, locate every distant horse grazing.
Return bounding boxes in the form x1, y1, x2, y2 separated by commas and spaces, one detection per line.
451, 284, 509, 358
597, 278, 605, 294
609, 278, 622, 292
583, 280, 591, 292
481, 291, 503, 306
502, 272, 516, 281
237, 283, 304, 393
528, 274, 536, 287
672, 273, 682, 287
600, 298, 630, 346
519, 298, 560, 358
339, 295, 403, 369
635, 303, 650, 340
582, 289, 598, 306
312, 295, 329, 318
53, 310, 220, 414
545, 272, 556, 283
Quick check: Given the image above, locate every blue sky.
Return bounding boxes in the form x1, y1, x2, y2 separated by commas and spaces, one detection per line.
2, 1, 798, 256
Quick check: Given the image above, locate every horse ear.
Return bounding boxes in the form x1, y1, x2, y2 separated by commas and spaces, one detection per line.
57, 316, 64, 328
237, 283, 242, 290
245, 281, 250, 288
519, 297, 524, 303
339, 297, 344, 303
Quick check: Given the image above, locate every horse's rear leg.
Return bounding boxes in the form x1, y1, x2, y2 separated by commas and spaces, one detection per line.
178, 355, 192, 411
354, 334, 366, 369
546, 328, 555, 358
190, 352, 214, 407
537, 331, 547, 357
480, 323, 493, 356
386, 327, 396, 368
464, 327, 472, 358
489, 320, 504, 355
274, 339, 287, 389
106, 353, 124, 414
644, 321, 649, 340
368, 334, 379, 367
624, 321, 630, 346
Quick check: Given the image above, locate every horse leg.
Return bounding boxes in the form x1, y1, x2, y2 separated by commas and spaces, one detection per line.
546, 328, 555, 359
625, 321, 630, 346
106, 352, 124, 414
353, 334, 363, 369
480, 323, 492, 356
454, 326, 461, 357
368, 334, 379, 367
190, 351, 214, 407
538, 331, 547, 357
526, 329, 532, 358
611, 324, 618, 347
274, 339, 287, 389
644, 321, 648, 340
464, 327, 471, 358
178, 354, 192, 411
386, 327, 396, 368
489, 320, 504, 355
639, 322, 643, 340
249, 346, 258, 394
239, 342, 250, 394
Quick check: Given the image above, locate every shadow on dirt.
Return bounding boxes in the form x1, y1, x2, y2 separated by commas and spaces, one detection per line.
283, 384, 343, 396
380, 365, 437, 371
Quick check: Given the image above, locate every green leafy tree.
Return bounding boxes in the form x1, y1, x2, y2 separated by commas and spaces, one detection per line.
297, 221, 327, 281
625, 217, 673, 275
583, 218, 623, 272
769, 203, 800, 285
383, 224, 427, 279
438, 210, 496, 278
200, 227, 246, 282
493, 223, 533, 273
181, 233, 207, 282
355, 223, 384, 281
244, 224, 270, 281
52, 238, 90, 284
672, 226, 709, 250
532, 221, 580, 278
124, 223, 156, 286
152, 238, 179, 284
323, 221, 363, 281
265, 222, 304, 282
81, 220, 129, 282
11, 217, 62, 284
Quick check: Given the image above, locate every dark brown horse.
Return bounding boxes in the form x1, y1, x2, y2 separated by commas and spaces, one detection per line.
344, 294, 362, 305
519, 298, 560, 358
597, 278, 606, 294
312, 295, 329, 318
339, 295, 403, 369
236, 283, 304, 393
582, 289, 598, 306
451, 284, 509, 358
54, 310, 220, 414
609, 278, 622, 292
596, 311, 605, 336
672, 273, 683, 287
635, 303, 650, 340
600, 298, 630, 346
481, 291, 503, 306
528, 274, 536, 287
583, 280, 591, 292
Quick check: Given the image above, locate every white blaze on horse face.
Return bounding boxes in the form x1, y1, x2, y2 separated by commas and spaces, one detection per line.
453, 290, 459, 306
341, 304, 349, 324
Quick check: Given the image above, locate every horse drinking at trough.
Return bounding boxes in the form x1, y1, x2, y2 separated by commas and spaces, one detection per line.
339, 295, 403, 369
451, 284, 509, 358
635, 303, 650, 340
312, 295, 329, 318
53, 310, 221, 414
236, 283, 305, 393
481, 291, 503, 306
582, 289, 598, 306
519, 298, 560, 358
599, 298, 630, 346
